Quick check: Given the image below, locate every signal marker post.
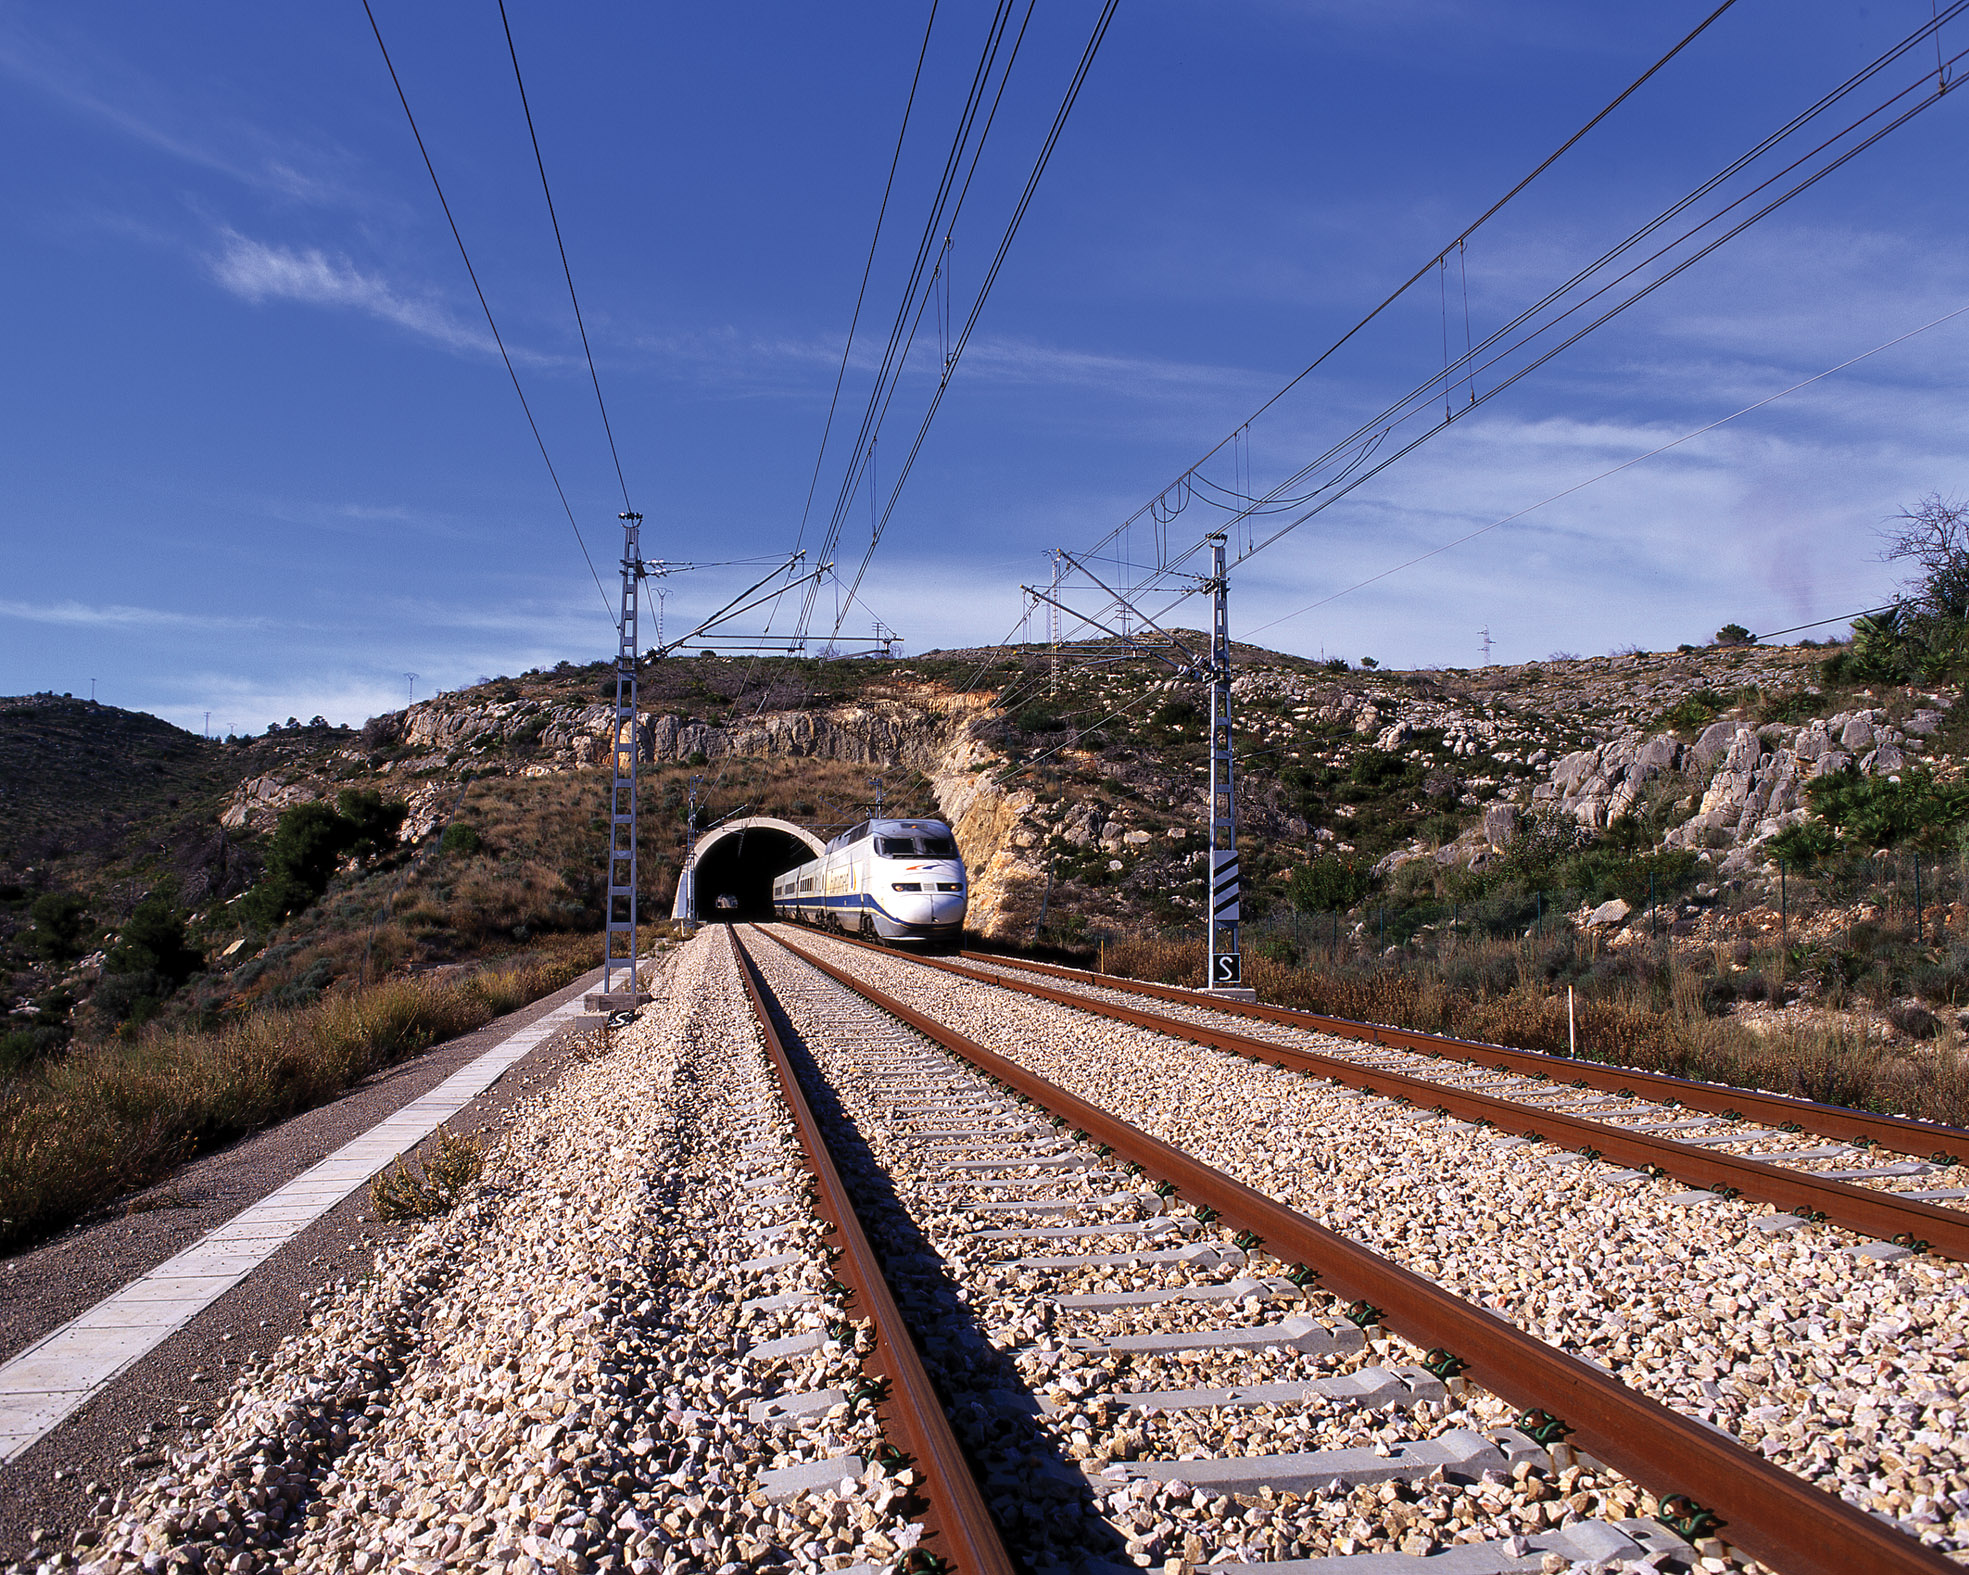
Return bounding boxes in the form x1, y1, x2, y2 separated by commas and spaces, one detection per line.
1204, 534, 1255, 999
589, 510, 653, 1015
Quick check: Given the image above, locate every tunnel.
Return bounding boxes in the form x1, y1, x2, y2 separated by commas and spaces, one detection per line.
678, 817, 823, 923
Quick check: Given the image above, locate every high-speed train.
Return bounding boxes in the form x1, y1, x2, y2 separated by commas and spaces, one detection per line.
771, 817, 967, 942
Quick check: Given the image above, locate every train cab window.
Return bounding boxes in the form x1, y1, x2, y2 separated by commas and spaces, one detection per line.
877, 834, 958, 858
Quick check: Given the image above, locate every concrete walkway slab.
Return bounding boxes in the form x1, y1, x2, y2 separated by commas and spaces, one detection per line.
0, 989, 593, 1463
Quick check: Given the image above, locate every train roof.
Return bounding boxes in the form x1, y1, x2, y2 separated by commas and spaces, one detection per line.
822, 817, 957, 854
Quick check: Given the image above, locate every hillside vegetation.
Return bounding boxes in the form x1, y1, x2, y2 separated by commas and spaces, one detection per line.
11, 611, 1969, 1248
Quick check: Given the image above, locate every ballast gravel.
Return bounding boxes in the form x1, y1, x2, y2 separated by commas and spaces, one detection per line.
39, 935, 925, 1575
743, 935, 1709, 1574
952, 955, 1969, 1205
782, 926, 1969, 1560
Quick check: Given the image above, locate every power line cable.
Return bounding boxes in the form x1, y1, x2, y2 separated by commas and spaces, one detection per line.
830, 0, 1120, 635
497, 0, 634, 515
788, 0, 945, 574
359, 0, 616, 627
1080, 0, 1749, 567
798, 0, 1027, 637
1078, 13, 1969, 632
1243, 300, 1969, 636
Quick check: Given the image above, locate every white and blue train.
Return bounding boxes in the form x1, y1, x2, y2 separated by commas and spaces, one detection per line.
771, 818, 968, 943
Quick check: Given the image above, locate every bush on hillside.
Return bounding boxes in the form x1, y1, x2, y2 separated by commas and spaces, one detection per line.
94, 896, 204, 1027
240, 790, 408, 932
1287, 853, 1376, 913
24, 892, 90, 962
1803, 766, 1969, 850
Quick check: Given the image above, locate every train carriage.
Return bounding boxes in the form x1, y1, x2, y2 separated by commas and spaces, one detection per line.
771, 817, 967, 942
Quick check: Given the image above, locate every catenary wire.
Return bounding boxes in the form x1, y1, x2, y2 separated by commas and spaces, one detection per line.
787, 0, 945, 579
1241, 300, 1969, 636
1077, 20, 1969, 633
1080, 0, 1748, 566
497, 0, 634, 515
358, 0, 616, 628
829, 0, 1119, 636
1163, 5, 1969, 592
798, 0, 1026, 638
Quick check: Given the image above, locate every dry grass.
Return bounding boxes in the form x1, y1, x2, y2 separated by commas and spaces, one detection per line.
0, 938, 594, 1256
368, 1124, 486, 1221
1094, 934, 1969, 1130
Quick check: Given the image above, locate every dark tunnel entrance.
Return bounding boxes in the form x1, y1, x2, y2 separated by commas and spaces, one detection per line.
689, 826, 814, 921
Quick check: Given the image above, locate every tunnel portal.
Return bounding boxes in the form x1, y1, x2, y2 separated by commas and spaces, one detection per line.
677, 817, 822, 923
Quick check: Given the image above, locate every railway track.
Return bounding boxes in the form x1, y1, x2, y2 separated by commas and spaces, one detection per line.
953, 949, 1969, 1166
732, 922, 1967, 1575
814, 934, 1969, 1261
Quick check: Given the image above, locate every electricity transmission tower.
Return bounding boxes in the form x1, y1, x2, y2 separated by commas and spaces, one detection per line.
1019, 535, 1249, 995
597, 511, 650, 1009
1203, 534, 1245, 993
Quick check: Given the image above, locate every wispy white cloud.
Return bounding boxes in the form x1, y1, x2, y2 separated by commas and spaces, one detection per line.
206, 230, 501, 357
0, 598, 271, 632
0, 19, 353, 206
952, 336, 1265, 398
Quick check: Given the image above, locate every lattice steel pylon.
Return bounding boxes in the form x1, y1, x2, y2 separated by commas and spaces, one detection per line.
603, 511, 644, 1000
1204, 532, 1244, 992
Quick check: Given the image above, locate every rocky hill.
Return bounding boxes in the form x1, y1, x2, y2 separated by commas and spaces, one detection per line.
191, 636, 1969, 941
6, 635, 1962, 1057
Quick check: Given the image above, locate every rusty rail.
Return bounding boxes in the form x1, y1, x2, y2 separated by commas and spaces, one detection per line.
758, 925, 1957, 1575
726, 930, 1016, 1575
962, 946, 1969, 1164
803, 931, 1969, 1259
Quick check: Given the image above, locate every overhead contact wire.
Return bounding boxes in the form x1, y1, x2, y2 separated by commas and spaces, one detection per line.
1082, 0, 1748, 565
831, 0, 1119, 636
497, 0, 634, 515
359, 0, 616, 628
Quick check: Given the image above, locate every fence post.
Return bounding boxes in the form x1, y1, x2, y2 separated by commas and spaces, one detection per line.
1916, 859, 1924, 944
1780, 857, 1787, 947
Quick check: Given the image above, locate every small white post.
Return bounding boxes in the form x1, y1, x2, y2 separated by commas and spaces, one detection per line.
1568, 984, 1576, 1058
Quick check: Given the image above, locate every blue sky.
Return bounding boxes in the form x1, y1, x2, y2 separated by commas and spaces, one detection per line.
2, 1, 1965, 732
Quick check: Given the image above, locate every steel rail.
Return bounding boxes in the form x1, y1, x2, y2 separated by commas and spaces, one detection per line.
799, 932, 1969, 1258
960, 947, 1969, 1163
756, 924, 1957, 1575
726, 930, 1017, 1575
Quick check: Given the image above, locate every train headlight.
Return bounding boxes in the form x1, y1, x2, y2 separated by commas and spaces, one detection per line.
937, 882, 963, 892
891, 882, 923, 892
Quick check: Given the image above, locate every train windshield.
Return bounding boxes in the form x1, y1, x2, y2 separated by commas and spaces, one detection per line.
877, 835, 958, 858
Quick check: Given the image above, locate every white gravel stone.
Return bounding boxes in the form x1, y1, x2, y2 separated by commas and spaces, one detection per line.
784, 925, 1969, 1559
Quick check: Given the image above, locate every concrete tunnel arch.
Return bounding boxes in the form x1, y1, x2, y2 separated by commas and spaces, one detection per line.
670, 816, 826, 923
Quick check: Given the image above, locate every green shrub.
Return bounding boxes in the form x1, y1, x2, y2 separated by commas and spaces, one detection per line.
1661, 689, 1727, 733
241, 792, 408, 931
441, 822, 483, 856
25, 893, 89, 962
1805, 767, 1969, 850
1287, 853, 1376, 913
95, 897, 204, 1026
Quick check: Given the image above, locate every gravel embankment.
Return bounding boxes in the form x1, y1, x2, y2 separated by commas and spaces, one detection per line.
41, 933, 922, 1575
784, 927, 1969, 1559
954, 956, 1969, 1203
746, 936, 1704, 1573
